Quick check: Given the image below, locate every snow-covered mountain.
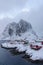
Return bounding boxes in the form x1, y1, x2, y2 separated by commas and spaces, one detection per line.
0, 8, 43, 40
3, 19, 32, 36
1, 19, 38, 42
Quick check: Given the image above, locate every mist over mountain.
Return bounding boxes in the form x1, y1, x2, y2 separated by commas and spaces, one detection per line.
0, 6, 43, 38
3, 19, 32, 37
3, 22, 17, 37
0, 6, 43, 39
14, 7, 43, 37
1, 18, 38, 42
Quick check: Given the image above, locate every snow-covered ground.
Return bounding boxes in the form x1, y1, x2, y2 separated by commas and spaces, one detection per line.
26, 43, 43, 61
1, 41, 43, 61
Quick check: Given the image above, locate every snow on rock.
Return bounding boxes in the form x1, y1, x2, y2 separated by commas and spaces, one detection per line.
2, 42, 18, 48
1, 40, 43, 61
2, 19, 32, 37
1, 19, 37, 41
16, 44, 27, 52
30, 48, 43, 61
2, 22, 17, 39
26, 42, 43, 61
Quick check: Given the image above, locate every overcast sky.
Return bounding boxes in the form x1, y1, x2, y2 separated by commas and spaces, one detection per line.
0, 0, 43, 19
0, 0, 43, 36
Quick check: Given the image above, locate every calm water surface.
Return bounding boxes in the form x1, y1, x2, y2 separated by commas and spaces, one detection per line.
0, 40, 43, 65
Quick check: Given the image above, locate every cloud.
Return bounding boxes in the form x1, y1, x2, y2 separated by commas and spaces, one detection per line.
0, 0, 43, 19
0, 0, 28, 13
21, 8, 30, 12
0, 0, 43, 36
0, 0, 29, 19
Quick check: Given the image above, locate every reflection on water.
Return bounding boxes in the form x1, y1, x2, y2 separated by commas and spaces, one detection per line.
0, 40, 43, 65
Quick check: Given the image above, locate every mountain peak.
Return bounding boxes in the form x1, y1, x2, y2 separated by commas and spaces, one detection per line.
2, 19, 33, 38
